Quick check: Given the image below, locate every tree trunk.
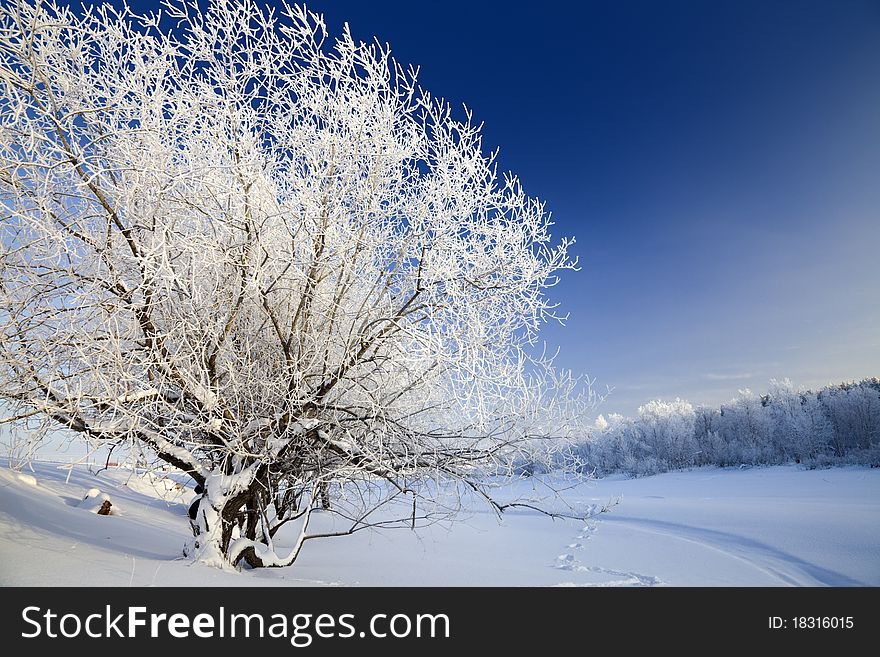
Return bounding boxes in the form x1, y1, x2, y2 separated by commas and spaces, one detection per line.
186, 468, 291, 569
188, 492, 229, 567
188, 475, 253, 567
319, 481, 331, 510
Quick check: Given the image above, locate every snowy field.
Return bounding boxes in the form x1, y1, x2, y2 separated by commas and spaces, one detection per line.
0, 461, 877, 587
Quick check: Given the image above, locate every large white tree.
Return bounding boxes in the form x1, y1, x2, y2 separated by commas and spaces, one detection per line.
0, 0, 589, 568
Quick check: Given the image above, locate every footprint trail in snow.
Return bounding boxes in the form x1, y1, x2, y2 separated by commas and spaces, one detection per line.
552, 520, 663, 587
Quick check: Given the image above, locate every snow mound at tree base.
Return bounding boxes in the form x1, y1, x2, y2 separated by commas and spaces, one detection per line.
77, 488, 117, 515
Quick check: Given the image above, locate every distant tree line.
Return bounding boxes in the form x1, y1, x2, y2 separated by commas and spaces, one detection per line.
576, 378, 880, 476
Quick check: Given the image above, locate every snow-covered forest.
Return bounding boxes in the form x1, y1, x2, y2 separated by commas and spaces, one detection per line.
577, 378, 880, 476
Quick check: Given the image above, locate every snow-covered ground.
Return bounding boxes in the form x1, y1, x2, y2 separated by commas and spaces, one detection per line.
0, 461, 877, 586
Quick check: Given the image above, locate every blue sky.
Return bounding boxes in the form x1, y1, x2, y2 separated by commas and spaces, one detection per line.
135, 0, 879, 415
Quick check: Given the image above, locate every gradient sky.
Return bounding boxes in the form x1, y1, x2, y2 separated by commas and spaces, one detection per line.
129, 0, 879, 415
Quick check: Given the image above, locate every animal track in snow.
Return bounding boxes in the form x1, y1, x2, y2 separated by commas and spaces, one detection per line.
555, 553, 577, 567
576, 524, 597, 540
572, 565, 662, 587
551, 514, 662, 586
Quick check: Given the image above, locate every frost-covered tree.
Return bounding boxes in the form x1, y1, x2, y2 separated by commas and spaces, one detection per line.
821, 383, 880, 455
766, 378, 808, 459
718, 389, 774, 463
0, 0, 588, 568
636, 398, 697, 469
692, 405, 721, 465
765, 379, 830, 462
799, 393, 834, 460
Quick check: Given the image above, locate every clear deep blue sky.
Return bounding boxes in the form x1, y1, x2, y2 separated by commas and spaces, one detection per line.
138, 0, 879, 415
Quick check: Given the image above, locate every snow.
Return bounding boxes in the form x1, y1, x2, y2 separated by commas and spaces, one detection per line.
114, 388, 160, 404
0, 461, 877, 586
16, 473, 37, 487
